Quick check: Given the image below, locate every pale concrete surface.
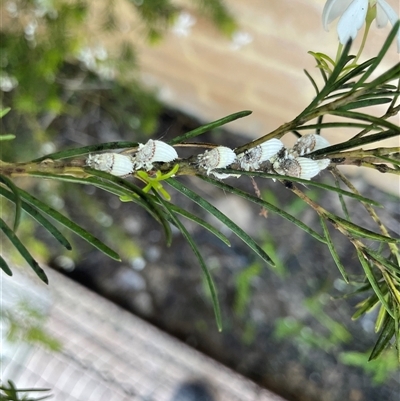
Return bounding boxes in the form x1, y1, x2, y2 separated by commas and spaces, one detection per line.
2, 267, 287, 401
87, 0, 399, 194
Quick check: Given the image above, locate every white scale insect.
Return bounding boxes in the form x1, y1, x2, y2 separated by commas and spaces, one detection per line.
273, 133, 331, 180
273, 156, 330, 180
86, 139, 178, 176
290, 133, 330, 157
85, 153, 134, 177
132, 139, 178, 171
237, 139, 284, 171
197, 146, 236, 178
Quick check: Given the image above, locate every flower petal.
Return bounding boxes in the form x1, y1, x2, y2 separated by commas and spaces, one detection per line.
376, 2, 389, 27
322, 0, 354, 30
337, 0, 368, 43
376, 0, 400, 52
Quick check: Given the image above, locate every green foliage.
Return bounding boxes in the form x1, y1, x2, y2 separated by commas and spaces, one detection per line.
1, 1, 87, 115
0, 0, 236, 140
2, 22, 400, 341
0, 381, 52, 401
274, 293, 352, 353
3, 300, 62, 352
234, 262, 262, 316
274, 317, 342, 353
339, 350, 399, 384
191, 0, 237, 35
0, 15, 399, 366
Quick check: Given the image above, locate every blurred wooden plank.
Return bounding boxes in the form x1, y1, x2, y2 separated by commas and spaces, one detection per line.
2, 267, 287, 400
88, 0, 399, 194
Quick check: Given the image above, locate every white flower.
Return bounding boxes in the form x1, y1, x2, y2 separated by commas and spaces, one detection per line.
230, 31, 253, 51
322, 0, 400, 52
172, 12, 196, 37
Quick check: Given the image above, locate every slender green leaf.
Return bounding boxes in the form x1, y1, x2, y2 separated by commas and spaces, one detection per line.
28, 170, 173, 246
167, 178, 275, 267
375, 304, 388, 333
369, 315, 395, 361
17, 187, 121, 261
308, 52, 331, 82
334, 176, 351, 220
296, 121, 372, 131
227, 169, 382, 207
155, 191, 223, 331
329, 110, 400, 132
356, 248, 393, 318
84, 169, 173, 246
320, 217, 349, 282
0, 254, 12, 276
31, 141, 139, 162
352, 293, 380, 320
165, 202, 231, 247
362, 63, 400, 94
338, 97, 392, 110
354, 21, 400, 91
201, 175, 327, 244
299, 40, 353, 118
312, 129, 400, 157
365, 249, 400, 275
334, 58, 375, 88
0, 107, 11, 118
168, 110, 252, 145
375, 155, 400, 168
395, 307, 400, 363
0, 175, 22, 232
0, 134, 16, 141
303, 68, 320, 95
23, 172, 151, 214
0, 380, 52, 400
0, 186, 72, 250
333, 214, 400, 243
0, 217, 48, 283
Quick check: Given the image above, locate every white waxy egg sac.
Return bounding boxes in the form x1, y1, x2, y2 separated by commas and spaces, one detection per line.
132, 139, 178, 171
291, 134, 330, 156
273, 156, 327, 180
197, 146, 236, 175
237, 139, 284, 171
86, 153, 134, 177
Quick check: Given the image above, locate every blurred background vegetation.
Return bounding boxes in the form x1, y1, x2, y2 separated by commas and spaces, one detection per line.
0, 0, 235, 273
1, 1, 399, 401
0, 0, 235, 158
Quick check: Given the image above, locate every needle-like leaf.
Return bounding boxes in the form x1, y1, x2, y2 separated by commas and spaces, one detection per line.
224, 170, 382, 207
165, 202, 231, 247
167, 178, 275, 267
32, 141, 139, 162
17, 187, 121, 261
155, 191, 223, 331
168, 110, 252, 145
0, 186, 72, 250
332, 214, 400, 243
203, 176, 328, 243
0, 254, 12, 276
356, 248, 393, 318
369, 314, 395, 361
0, 217, 48, 283
0, 175, 22, 232
320, 217, 349, 283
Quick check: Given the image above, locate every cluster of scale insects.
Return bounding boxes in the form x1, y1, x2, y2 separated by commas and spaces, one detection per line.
85, 134, 331, 181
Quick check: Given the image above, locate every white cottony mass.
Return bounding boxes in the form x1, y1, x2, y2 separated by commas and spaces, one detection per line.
322, 0, 400, 51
